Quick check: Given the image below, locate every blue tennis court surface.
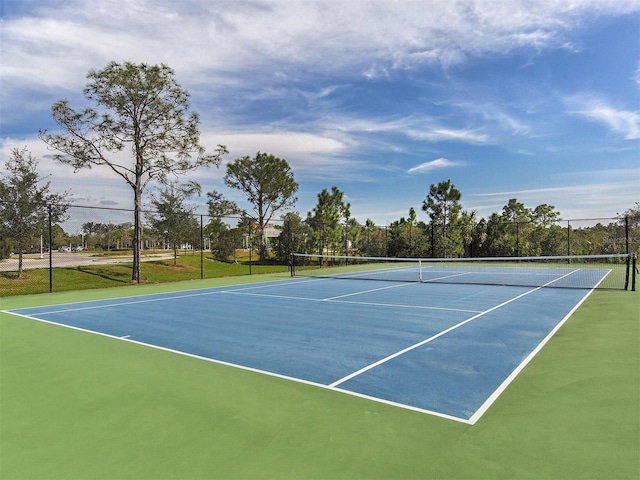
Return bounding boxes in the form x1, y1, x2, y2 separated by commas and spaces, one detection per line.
6, 276, 596, 424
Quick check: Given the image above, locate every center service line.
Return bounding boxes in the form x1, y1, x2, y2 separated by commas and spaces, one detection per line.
329, 269, 581, 388
329, 286, 542, 388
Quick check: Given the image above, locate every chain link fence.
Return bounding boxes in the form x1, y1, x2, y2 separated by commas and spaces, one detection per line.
288, 217, 637, 259
1, 203, 637, 295
0, 204, 291, 296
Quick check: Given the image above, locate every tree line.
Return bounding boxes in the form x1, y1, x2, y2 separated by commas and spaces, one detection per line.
1, 61, 638, 283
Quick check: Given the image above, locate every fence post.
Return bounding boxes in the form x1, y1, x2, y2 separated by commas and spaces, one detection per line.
430, 223, 435, 258
248, 224, 252, 275
625, 216, 629, 255
286, 218, 291, 258
633, 253, 637, 292
48, 204, 53, 293
200, 215, 204, 280
385, 225, 388, 257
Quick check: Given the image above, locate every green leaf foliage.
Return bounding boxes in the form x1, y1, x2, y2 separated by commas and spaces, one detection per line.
39, 61, 227, 281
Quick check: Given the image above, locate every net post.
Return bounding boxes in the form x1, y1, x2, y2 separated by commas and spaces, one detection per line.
632, 253, 637, 292
419, 259, 423, 282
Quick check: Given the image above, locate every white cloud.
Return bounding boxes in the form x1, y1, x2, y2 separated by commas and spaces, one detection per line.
211, 131, 346, 157
408, 158, 465, 174
407, 128, 490, 143
203, 130, 373, 180
2, 0, 638, 225
463, 103, 532, 136
322, 113, 495, 146
3, 0, 638, 95
565, 94, 640, 140
0, 135, 194, 209
469, 170, 640, 220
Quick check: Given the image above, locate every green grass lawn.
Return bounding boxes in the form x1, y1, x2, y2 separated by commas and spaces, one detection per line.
0, 253, 290, 296
1, 279, 638, 479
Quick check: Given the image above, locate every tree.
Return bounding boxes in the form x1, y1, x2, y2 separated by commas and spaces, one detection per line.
272, 211, 307, 263
529, 204, 563, 256
502, 198, 531, 223
205, 190, 242, 260
422, 180, 462, 257
40, 61, 227, 282
147, 181, 201, 266
306, 186, 350, 259
532, 203, 560, 227
458, 209, 479, 257
360, 219, 388, 257
206, 190, 242, 219
618, 202, 640, 254
224, 152, 298, 263
0, 148, 69, 276
388, 208, 422, 257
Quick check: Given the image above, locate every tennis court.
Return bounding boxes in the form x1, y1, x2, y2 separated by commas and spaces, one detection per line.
5, 256, 618, 424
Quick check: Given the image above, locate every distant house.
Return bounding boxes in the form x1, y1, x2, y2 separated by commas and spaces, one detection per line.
242, 224, 281, 249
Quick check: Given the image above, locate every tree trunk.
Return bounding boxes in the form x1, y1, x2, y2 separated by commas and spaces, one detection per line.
132, 184, 142, 283
260, 227, 267, 264
258, 202, 266, 264
17, 250, 24, 279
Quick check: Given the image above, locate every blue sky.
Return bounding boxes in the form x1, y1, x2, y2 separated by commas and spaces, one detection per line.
1, 0, 639, 225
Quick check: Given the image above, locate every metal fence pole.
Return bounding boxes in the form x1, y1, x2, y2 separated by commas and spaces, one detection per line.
625, 216, 629, 255
47, 204, 53, 292
430, 223, 434, 258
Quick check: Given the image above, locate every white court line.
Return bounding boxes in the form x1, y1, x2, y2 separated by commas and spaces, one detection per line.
6, 278, 314, 317
309, 265, 421, 280
19, 289, 226, 316
3, 267, 596, 425
422, 272, 471, 282
329, 268, 582, 389
468, 285, 596, 424
322, 281, 417, 300
221, 290, 482, 313
2, 270, 604, 425
222, 291, 327, 303
328, 286, 544, 388
544, 268, 580, 286
328, 299, 481, 313
329, 270, 578, 387
3, 309, 472, 425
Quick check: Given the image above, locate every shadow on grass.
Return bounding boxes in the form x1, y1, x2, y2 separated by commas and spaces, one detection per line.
75, 266, 130, 284
0, 272, 22, 280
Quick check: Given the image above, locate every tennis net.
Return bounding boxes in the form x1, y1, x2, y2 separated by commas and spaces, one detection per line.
291, 253, 636, 290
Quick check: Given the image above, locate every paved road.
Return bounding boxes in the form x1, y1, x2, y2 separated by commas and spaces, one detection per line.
0, 252, 175, 272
